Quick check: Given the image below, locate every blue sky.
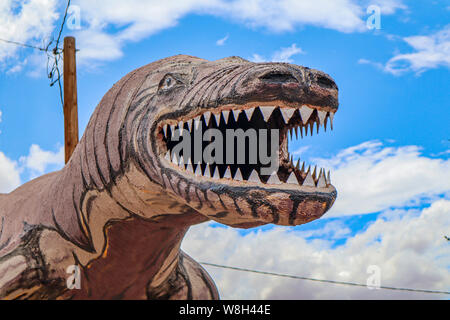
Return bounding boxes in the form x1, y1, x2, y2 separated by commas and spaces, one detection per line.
0, 0, 449, 299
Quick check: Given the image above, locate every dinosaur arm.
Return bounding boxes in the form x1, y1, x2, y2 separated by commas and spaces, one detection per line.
147, 250, 219, 300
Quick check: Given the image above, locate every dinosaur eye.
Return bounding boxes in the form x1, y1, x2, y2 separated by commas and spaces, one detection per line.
160, 74, 176, 90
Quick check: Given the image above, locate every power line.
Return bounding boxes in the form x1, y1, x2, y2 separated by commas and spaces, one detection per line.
54, 0, 71, 52
0, 38, 48, 51
200, 262, 450, 295
49, 0, 72, 107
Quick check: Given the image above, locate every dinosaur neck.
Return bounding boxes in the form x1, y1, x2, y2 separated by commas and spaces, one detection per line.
33, 140, 208, 299
46, 136, 206, 258
65, 214, 204, 299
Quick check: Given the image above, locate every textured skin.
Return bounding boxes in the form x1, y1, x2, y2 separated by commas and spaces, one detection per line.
0, 55, 338, 299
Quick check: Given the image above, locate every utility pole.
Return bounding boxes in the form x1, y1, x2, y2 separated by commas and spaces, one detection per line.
63, 36, 79, 164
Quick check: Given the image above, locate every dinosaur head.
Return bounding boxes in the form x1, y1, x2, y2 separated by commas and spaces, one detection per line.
127, 55, 338, 228
89, 55, 338, 229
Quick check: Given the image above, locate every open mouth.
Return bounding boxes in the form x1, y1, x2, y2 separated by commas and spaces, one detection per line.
158, 103, 336, 189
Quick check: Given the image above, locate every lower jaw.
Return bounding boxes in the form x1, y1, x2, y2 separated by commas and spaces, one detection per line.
168, 172, 336, 226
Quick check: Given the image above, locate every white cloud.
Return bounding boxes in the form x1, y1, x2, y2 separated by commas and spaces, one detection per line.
73, 0, 344, 65
291, 145, 310, 157
249, 53, 266, 63
216, 34, 229, 46
0, 0, 407, 68
0, 143, 64, 193
212, 0, 369, 33
0, 109, 2, 123
0, 0, 59, 63
19, 144, 64, 178
358, 58, 385, 70
361, 26, 450, 75
250, 43, 305, 63
182, 199, 450, 299
313, 141, 450, 217
272, 44, 305, 63
0, 151, 21, 193
6, 57, 28, 74
298, 220, 351, 240
364, 0, 407, 14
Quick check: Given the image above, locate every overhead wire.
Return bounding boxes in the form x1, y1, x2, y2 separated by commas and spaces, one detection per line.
201, 262, 450, 295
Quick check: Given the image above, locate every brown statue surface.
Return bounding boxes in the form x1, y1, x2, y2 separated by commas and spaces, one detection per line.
0, 55, 339, 299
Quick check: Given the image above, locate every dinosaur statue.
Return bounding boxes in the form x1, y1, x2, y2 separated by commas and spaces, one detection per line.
0, 55, 338, 299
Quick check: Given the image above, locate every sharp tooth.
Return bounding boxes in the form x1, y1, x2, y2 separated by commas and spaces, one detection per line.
172, 153, 178, 165
316, 121, 320, 134
204, 164, 211, 177
313, 166, 317, 180
329, 112, 335, 130
194, 116, 201, 130
187, 119, 193, 131
317, 110, 327, 126
203, 111, 211, 126
234, 168, 243, 181
214, 113, 221, 125
301, 162, 305, 172
165, 150, 170, 161
170, 124, 176, 137
260, 106, 276, 122
300, 106, 314, 124
244, 107, 255, 121
163, 124, 168, 137
248, 170, 261, 183
317, 169, 327, 188
223, 166, 232, 179
222, 110, 230, 124
213, 167, 221, 179
310, 122, 314, 136
290, 155, 294, 164
324, 116, 328, 132
295, 126, 298, 139
179, 156, 185, 167
303, 170, 315, 187
195, 163, 202, 176
289, 128, 293, 140
327, 170, 331, 184
286, 172, 299, 185
186, 161, 194, 173
267, 172, 282, 185
300, 125, 303, 138
178, 121, 184, 135
280, 108, 295, 123
232, 109, 241, 122
295, 159, 300, 169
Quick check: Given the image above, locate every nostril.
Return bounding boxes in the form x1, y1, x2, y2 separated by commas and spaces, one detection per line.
260, 72, 298, 84
316, 75, 336, 89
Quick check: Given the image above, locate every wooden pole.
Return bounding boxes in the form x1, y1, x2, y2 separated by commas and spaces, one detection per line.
63, 36, 79, 164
